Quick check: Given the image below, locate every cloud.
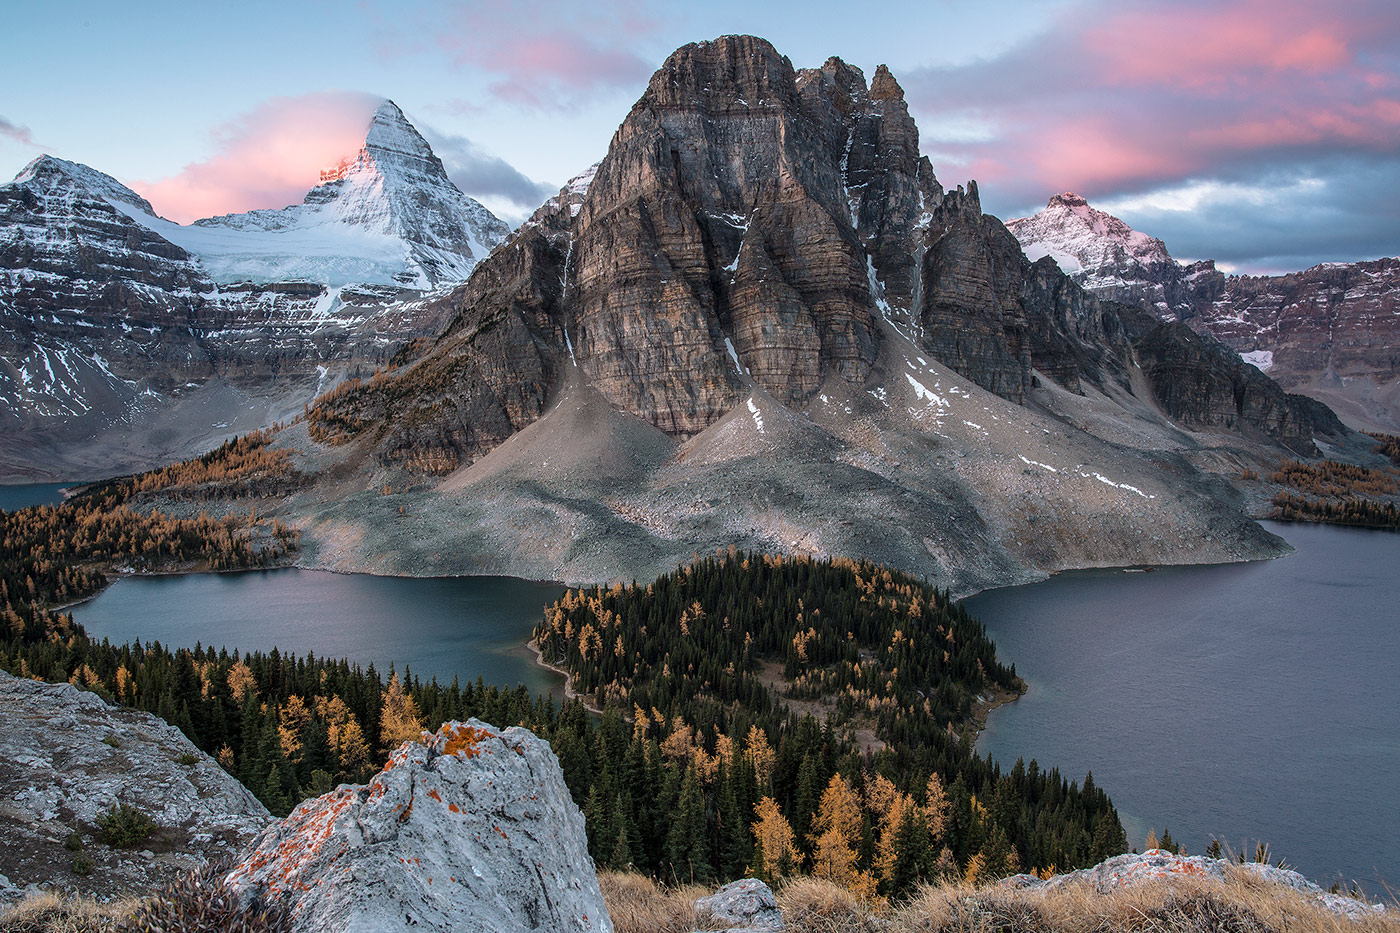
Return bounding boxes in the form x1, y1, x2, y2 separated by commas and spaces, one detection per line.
1099, 158, 1400, 272
900, 0, 1400, 267
433, 0, 658, 110
134, 91, 382, 223
416, 124, 555, 218
0, 116, 35, 147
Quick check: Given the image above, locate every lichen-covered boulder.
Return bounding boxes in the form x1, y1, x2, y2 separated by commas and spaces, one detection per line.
695, 877, 784, 931
1022, 850, 1385, 919
226, 719, 611, 932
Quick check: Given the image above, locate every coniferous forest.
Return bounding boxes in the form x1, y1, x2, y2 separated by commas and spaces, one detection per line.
2, 501, 1126, 899
1266, 446, 1400, 530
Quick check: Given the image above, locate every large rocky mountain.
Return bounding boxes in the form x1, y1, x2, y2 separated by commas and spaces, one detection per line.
0, 101, 508, 481
233, 36, 1354, 595
1008, 194, 1400, 432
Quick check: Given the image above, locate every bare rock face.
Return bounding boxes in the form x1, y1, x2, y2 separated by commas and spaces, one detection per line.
0, 670, 271, 907
226, 719, 611, 933
1008, 194, 1400, 430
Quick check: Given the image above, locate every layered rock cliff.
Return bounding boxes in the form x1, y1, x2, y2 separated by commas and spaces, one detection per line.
314, 37, 1335, 467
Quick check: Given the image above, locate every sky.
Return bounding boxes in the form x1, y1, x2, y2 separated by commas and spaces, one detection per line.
2, 0, 1396, 274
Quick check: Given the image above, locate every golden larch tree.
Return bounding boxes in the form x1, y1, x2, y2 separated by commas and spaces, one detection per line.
379, 673, 424, 751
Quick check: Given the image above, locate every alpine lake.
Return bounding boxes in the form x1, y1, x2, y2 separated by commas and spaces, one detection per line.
37, 500, 1393, 895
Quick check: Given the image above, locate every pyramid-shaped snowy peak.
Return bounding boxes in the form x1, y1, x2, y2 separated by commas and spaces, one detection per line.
96, 100, 513, 289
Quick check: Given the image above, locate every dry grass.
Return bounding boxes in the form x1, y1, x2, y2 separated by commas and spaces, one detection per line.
890, 867, 1398, 933
0, 893, 135, 933
777, 877, 888, 933
599, 871, 707, 933
603, 867, 1399, 933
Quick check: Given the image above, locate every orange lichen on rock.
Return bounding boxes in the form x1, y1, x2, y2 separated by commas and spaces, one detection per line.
426, 788, 442, 803
441, 724, 493, 758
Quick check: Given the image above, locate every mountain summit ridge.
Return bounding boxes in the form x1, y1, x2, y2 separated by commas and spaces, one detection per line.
1008, 192, 1400, 431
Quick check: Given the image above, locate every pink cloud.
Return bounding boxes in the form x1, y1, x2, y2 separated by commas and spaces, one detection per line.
1086, 1, 1359, 89
433, 0, 655, 109
133, 91, 381, 223
903, 0, 1400, 208
0, 116, 35, 147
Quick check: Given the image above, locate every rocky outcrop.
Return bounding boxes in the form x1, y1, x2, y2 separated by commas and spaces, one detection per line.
0, 670, 271, 907
226, 719, 610, 933
1008, 849, 1385, 920
695, 878, 784, 931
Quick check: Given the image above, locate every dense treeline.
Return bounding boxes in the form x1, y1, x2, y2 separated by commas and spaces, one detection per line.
0, 432, 300, 613
1368, 432, 1400, 468
535, 550, 1126, 894
1269, 459, 1398, 498
0, 608, 561, 819
1266, 453, 1400, 530
2, 545, 1126, 901
131, 429, 301, 500
1269, 492, 1400, 529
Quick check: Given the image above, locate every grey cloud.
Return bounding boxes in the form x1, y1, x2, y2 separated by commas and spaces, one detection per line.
1102, 158, 1400, 273
419, 126, 555, 215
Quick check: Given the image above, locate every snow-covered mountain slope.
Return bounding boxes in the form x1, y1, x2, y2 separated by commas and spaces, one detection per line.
1006, 193, 1194, 319
0, 101, 510, 479
119, 101, 509, 288
1007, 194, 1400, 432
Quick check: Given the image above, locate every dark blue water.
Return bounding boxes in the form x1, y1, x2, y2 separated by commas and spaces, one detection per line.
72, 570, 566, 696
0, 482, 74, 510
967, 521, 1399, 893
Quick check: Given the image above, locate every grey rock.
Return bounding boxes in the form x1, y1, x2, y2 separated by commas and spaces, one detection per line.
0, 670, 271, 906
1035, 850, 1384, 919
695, 878, 784, 931
226, 719, 611, 933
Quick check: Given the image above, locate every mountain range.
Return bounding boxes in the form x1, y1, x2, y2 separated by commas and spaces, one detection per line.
1008, 194, 1400, 432
0, 101, 507, 480
4, 36, 1388, 594
213, 35, 1369, 595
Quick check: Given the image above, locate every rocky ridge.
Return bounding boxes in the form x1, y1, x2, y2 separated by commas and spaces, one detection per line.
0, 670, 271, 907
0, 102, 509, 481
1009, 195, 1400, 431
268, 36, 1350, 594
226, 719, 610, 933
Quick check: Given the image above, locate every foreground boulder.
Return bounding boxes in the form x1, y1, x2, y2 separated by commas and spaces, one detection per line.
0, 670, 271, 907
695, 878, 784, 931
227, 719, 611, 932
1008, 849, 1385, 920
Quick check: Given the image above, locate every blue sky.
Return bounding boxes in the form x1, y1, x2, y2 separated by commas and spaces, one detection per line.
4, 0, 1397, 272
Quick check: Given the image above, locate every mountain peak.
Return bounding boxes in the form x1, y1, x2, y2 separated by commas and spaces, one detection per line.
647, 36, 797, 111
1048, 192, 1090, 210
11, 154, 156, 214
363, 99, 434, 161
